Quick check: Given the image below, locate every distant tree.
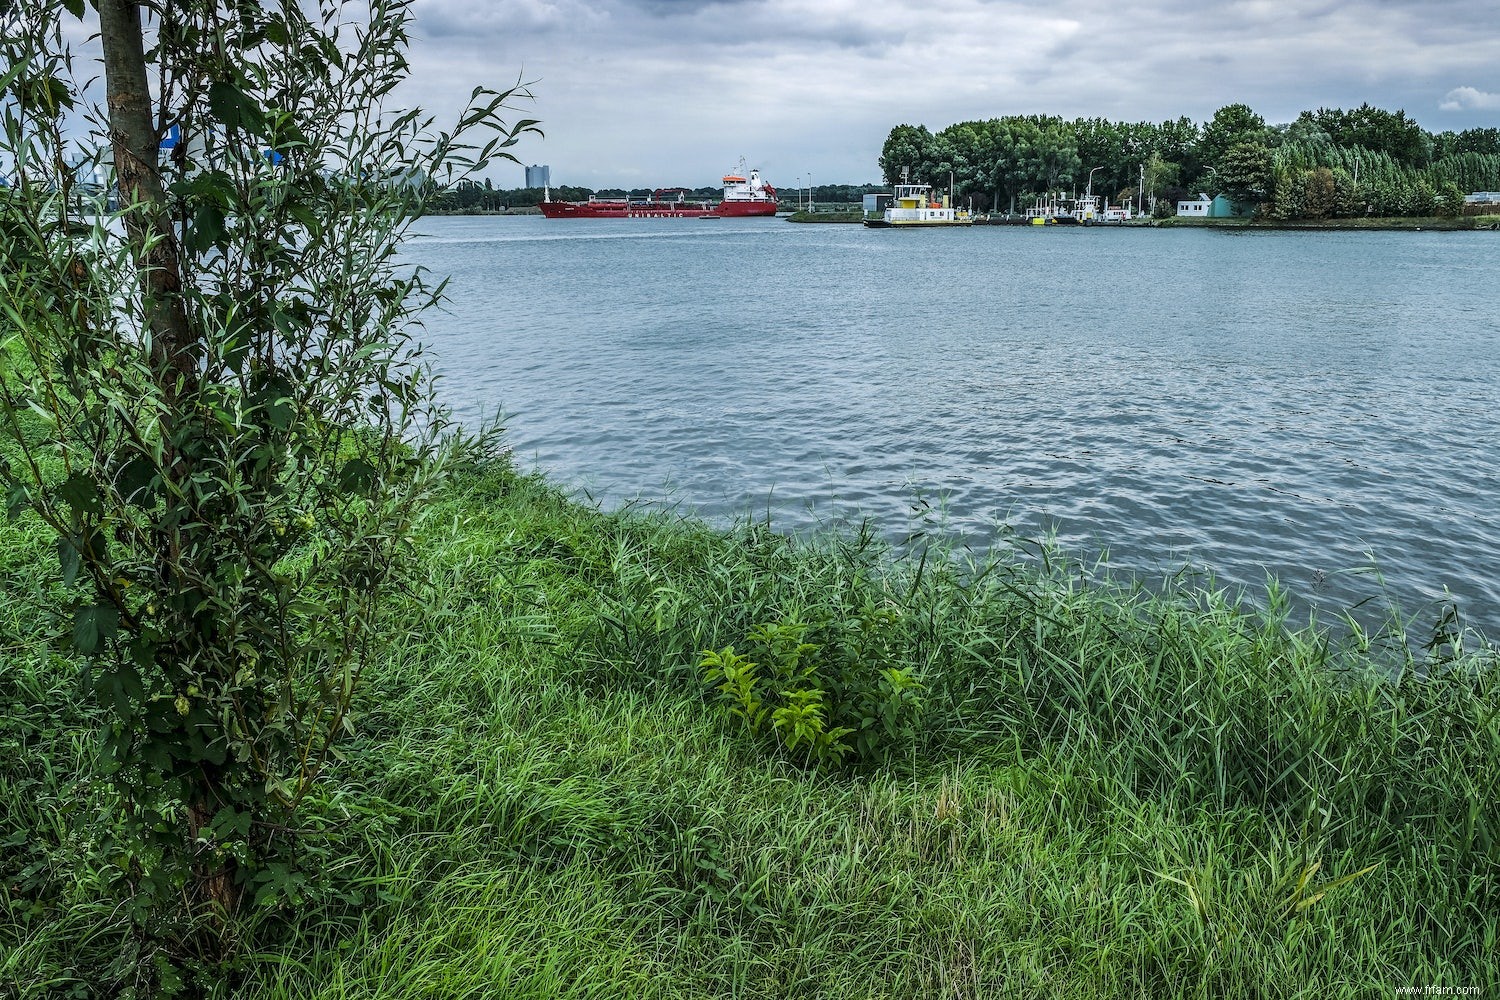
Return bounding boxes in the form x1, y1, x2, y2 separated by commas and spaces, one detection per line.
1427, 151, 1500, 194
1152, 116, 1203, 184
1453, 127, 1500, 157
1073, 116, 1143, 200
1407, 178, 1437, 216
937, 122, 988, 201
1281, 114, 1333, 149
879, 124, 934, 185
1436, 181, 1465, 218
977, 118, 1030, 213
1032, 120, 1082, 191
922, 132, 959, 190
1267, 166, 1303, 220
1303, 166, 1338, 219
1072, 117, 1114, 177
1199, 104, 1269, 173
1309, 103, 1431, 166
1332, 166, 1361, 217
1142, 152, 1179, 209
1219, 140, 1274, 205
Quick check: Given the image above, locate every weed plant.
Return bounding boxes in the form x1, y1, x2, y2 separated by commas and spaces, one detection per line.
2, 460, 1497, 997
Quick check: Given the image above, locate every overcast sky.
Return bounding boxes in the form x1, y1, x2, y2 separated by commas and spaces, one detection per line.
396, 0, 1500, 190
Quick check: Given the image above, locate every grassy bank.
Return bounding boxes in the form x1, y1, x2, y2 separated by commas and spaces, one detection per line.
1155, 215, 1497, 231
784, 210, 865, 223
421, 206, 542, 216
3, 461, 1497, 998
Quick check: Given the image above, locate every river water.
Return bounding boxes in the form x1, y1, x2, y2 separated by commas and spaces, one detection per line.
406, 216, 1500, 639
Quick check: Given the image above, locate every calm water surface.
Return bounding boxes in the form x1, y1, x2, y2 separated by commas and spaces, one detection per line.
407, 216, 1500, 636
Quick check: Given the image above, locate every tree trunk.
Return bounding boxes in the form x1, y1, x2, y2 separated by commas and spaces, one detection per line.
99, 0, 233, 930
97, 0, 196, 395
188, 796, 241, 924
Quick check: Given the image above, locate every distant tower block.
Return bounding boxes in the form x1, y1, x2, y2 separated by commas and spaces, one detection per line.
525, 164, 551, 189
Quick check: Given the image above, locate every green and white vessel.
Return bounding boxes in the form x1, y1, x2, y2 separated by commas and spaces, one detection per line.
864, 182, 973, 228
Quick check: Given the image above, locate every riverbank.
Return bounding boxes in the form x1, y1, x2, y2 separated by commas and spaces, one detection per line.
786, 211, 1500, 230
4, 458, 1496, 997
784, 209, 864, 223
423, 206, 542, 216
423, 209, 1499, 230
1156, 214, 1500, 231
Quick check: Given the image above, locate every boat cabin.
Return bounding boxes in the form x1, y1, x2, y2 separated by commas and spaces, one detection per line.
883, 183, 962, 224
722, 166, 773, 203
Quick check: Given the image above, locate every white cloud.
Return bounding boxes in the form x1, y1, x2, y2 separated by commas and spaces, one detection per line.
1440, 86, 1500, 111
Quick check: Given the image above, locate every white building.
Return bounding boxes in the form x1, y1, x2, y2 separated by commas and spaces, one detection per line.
1176, 194, 1212, 216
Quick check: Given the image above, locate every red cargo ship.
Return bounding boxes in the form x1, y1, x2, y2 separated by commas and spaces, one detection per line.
539, 163, 777, 219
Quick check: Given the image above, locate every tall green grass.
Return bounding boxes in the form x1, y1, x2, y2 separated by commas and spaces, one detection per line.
2, 461, 1496, 998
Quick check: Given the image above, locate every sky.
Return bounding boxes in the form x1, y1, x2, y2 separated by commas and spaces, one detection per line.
398, 0, 1500, 190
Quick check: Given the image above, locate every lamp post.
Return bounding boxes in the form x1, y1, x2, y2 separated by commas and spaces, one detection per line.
1086, 164, 1102, 199
1201, 166, 1221, 217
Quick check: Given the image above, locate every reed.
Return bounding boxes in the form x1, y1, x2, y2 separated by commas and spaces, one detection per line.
2, 460, 1496, 997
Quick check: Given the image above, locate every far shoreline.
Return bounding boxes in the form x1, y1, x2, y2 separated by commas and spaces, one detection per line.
417, 207, 1499, 231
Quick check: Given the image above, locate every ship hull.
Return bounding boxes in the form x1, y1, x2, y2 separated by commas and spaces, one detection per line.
539, 199, 776, 219
864, 219, 974, 228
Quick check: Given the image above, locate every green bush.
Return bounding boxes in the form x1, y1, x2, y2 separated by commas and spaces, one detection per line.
0, 0, 535, 984
701, 611, 925, 765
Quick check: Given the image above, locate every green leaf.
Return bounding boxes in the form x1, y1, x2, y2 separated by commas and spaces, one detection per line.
129, 637, 157, 671
57, 472, 102, 515
338, 457, 377, 496
62, 0, 85, 17
56, 535, 81, 587
208, 80, 267, 136
224, 332, 252, 374
72, 605, 119, 655
6, 483, 30, 522
117, 456, 158, 505
188, 203, 226, 253
186, 168, 237, 207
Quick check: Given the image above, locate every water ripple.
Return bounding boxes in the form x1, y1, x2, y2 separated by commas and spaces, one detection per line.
408, 217, 1500, 637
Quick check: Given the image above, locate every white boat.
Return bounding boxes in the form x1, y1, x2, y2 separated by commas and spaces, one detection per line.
864, 182, 973, 228
1025, 193, 1133, 225
1027, 193, 1100, 225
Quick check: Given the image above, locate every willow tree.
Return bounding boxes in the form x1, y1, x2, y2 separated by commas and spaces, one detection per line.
0, 0, 535, 978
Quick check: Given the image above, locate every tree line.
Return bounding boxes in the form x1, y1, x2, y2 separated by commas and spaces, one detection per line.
879, 105, 1500, 219
431, 180, 889, 212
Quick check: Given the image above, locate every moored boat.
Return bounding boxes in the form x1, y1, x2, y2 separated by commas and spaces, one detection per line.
863, 182, 973, 228
1024, 193, 1133, 225
1026, 193, 1101, 225
539, 161, 777, 219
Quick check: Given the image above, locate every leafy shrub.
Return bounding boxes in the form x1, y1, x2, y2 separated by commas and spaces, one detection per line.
0, 0, 535, 984
701, 611, 924, 766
